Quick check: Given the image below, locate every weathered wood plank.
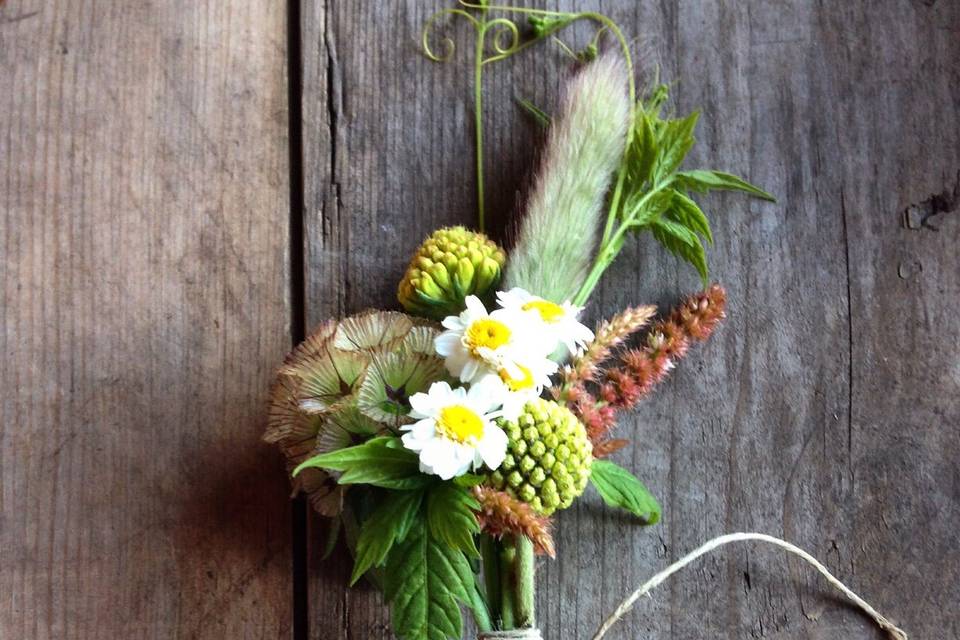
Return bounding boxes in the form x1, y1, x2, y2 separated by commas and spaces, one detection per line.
302, 1, 959, 638
0, 2, 292, 638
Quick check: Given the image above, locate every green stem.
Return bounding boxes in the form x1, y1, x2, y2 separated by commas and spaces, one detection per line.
513, 536, 536, 628
474, 22, 487, 232
480, 534, 502, 625
424, 3, 640, 295
469, 578, 494, 632
499, 540, 517, 628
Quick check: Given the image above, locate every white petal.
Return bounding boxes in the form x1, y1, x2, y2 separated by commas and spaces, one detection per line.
401, 431, 427, 452
460, 358, 482, 383
477, 425, 508, 470
464, 295, 488, 317
428, 380, 454, 399
498, 394, 525, 421
466, 376, 502, 411
441, 316, 464, 330
434, 331, 461, 356
408, 393, 437, 419
444, 350, 471, 378
496, 288, 530, 309
429, 443, 473, 480
410, 419, 437, 439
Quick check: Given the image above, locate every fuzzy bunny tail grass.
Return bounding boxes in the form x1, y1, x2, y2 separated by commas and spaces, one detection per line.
505, 53, 631, 303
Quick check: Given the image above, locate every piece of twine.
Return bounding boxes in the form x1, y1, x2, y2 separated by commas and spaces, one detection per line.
592, 532, 908, 640
479, 630, 543, 640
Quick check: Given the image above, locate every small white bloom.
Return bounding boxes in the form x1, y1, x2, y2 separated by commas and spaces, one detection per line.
497, 288, 594, 356
435, 295, 548, 383
478, 356, 559, 421
401, 380, 508, 480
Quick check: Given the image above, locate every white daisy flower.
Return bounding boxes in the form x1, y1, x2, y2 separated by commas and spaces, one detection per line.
496, 287, 594, 356
479, 356, 559, 421
434, 295, 547, 383
401, 380, 508, 480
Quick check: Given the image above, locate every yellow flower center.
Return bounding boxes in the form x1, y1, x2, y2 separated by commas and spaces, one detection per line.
465, 318, 512, 353
522, 300, 565, 323
499, 365, 536, 392
437, 405, 485, 443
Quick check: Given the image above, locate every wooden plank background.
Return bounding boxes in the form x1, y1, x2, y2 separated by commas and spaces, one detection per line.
3, 1, 958, 639
1, 1, 293, 638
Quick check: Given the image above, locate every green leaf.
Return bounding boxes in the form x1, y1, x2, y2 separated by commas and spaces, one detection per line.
515, 97, 551, 129
351, 490, 424, 585
675, 169, 776, 201
623, 111, 658, 189
668, 190, 713, 245
293, 437, 431, 490
651, 217, 709, 284
384, 520, 475, 640
590, 460, 661, 524
427, 483, 480, 557
655, 110, 699, 181
452, 474, 484, 488
623, 185, 674, 230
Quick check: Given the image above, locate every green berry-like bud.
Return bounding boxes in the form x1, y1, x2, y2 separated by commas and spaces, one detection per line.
397, 226, 506, 320
487, 398, 593, 516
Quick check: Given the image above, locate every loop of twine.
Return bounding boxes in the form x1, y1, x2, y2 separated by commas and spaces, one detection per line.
479, 630, 543, 640
592, 532, 908, 640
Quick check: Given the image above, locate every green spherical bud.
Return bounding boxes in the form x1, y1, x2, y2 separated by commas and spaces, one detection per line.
486, 398, 593, 516
397, 226, 506, 320
520, 455, 536, 473
519, 484, 536, 502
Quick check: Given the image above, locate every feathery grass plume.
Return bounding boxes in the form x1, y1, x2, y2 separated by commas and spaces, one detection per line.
472, 486, 556, 558
504, 53, 631, 303
554, 304, 656, 397
567, 285, 727, 454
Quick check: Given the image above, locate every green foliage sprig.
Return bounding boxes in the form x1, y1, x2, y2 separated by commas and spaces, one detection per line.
573, 86, 774, 304
295, 438, 492, 638
293, 436, 431, 490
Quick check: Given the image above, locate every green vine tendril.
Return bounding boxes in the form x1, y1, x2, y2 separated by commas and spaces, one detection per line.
422, 1, 636, 234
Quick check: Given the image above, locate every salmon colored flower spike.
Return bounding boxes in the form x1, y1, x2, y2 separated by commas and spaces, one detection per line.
563, 285, 728, 452
472, 486, 556, 558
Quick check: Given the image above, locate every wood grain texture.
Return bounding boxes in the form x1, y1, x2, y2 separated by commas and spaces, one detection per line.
0, 1, 293, 638
302, 1, 959, 639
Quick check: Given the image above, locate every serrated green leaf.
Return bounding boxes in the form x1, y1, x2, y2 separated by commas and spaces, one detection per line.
427, 483, 480, 557
675, 169, 776, 201
651, 218, 708, 284
668, 190, 713, 245
654, 110, 698, 181
351, 490, 424, 585
384, 520, 475, 640
624, 185, 674, 230
624, 111, 658, 189
293, 437, 431, 490
590, 460, 661, 524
